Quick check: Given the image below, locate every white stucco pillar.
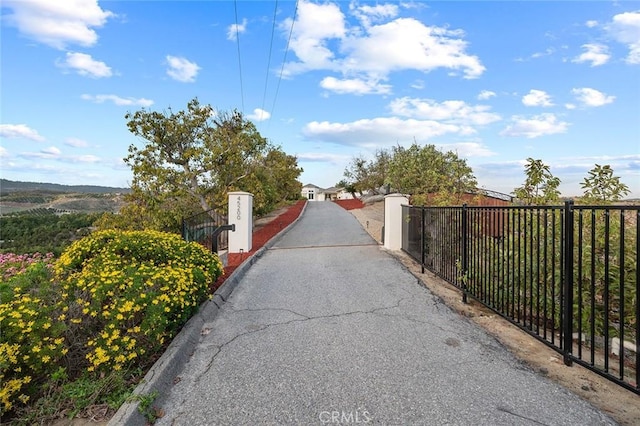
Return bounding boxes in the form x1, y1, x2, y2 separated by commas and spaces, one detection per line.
228, 191, 253, 253
383, 193, 409, 251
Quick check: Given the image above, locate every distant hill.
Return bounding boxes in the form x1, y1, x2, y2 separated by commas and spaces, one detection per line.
0, 179, 130, 195
0, 179, 130, 215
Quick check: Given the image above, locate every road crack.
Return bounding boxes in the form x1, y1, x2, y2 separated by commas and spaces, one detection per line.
196, 298, 411, 378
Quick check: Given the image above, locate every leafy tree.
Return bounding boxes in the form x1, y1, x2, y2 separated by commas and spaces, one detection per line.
343, 149, 391, 195
252, 147, 303, 214
121, 98, 302, 231
343, 155, 368, 195
580, 164, 630, 204
370, 148, 391, 193
93, 190, 180, 231
387, 143, 477, 205
513, 158, 561, 205
336, 179, 358, 199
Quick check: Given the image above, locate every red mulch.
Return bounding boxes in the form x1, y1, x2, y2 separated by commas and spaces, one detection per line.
211, 200, 306, 291
333, 199, 364, 210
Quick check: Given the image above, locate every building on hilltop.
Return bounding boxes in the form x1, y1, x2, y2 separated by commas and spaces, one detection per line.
301, 184, 354, 201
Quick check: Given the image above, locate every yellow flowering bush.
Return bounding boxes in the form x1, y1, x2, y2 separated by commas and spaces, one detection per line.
55, 230, 223, 374
1, 230, 222, 421
0, 261, 65, 416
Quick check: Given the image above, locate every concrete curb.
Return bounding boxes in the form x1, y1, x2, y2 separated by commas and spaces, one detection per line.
108, 202, 307, 426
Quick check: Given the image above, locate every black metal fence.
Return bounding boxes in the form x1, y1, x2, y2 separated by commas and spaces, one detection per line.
182, 209, 231, 253
402, 201, 639, 395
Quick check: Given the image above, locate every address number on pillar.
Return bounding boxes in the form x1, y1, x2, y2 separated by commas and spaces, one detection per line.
236, 196, 242, 221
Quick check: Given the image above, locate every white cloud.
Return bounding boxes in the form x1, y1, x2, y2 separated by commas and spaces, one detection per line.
42, 146, 61, 156
522, 89, 554, 107
500, 114, 569, 138
20, 146, 61, 159
320, 76, 391, 95
340, 18, 485, 80
607, 11, 640, 64
434, 142, 495, 157
531, 47, 555, 59
280, 0, 346, 75
303, 117, 464, 148
302, 95, 502, 149
0, 146, 9, 158
166, 55, 200, 82
389, 97, 501, 126
571, 87, 615, 107
565, 103, 576, 110
0, 124, 45, 141
65, 137, 89, 148
16, 149, 102, 164
71, 154, 100, 163
281, 1, 484, 83
586, 20, 599, 28
572, 44, 610, 67
297, 152, 350, 163
227, 18, 247, 41
246, 108, 271, 122
516, 47, 555, 62
411, 80, 425, 90
81, 94, 154, 107
477, 90, 496, 100
350, 3, 399, 27
58, 52, 112, 78
2, 0, 113, 49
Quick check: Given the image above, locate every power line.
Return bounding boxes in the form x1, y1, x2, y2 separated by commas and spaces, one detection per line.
269, 0, 298, 129
259, 0, 279, 123
234, 0, 245, 113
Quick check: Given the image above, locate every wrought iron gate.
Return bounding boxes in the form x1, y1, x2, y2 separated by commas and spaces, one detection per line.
182, 209, 235, 253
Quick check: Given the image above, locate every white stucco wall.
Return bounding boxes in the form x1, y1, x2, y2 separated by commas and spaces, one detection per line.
302, 186, 354, 201
337, 191, 354, 200
383, 194, 409, 250
301, 186, 323, 201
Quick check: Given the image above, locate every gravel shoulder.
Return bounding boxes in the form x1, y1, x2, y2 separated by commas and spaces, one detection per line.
349, 200, 640, 426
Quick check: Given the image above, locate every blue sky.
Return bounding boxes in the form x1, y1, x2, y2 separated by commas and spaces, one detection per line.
1, 1, 639, 198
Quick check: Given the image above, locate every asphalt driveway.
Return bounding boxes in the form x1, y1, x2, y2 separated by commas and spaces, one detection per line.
155, 201, 615, 425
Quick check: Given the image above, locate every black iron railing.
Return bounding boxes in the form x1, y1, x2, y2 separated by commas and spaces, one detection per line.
182, 209, 233, 253
402, 201, 639, 395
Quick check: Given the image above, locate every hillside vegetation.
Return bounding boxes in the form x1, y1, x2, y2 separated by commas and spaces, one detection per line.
0, 180, 130, 254
0, 212, 101, 256
1, 180, 128, 216
0, 179, 129, 195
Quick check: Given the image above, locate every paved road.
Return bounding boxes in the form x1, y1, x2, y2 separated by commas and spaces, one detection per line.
156, 202, 615, 425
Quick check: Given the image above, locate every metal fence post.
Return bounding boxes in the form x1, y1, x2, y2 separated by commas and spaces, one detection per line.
462, 204, 468, 304
421, 206, 425, 274
562, 200, 575, 366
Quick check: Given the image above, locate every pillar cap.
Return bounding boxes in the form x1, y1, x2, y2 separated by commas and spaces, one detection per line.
228, 191, 254, 197
384, 193, 409, 198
